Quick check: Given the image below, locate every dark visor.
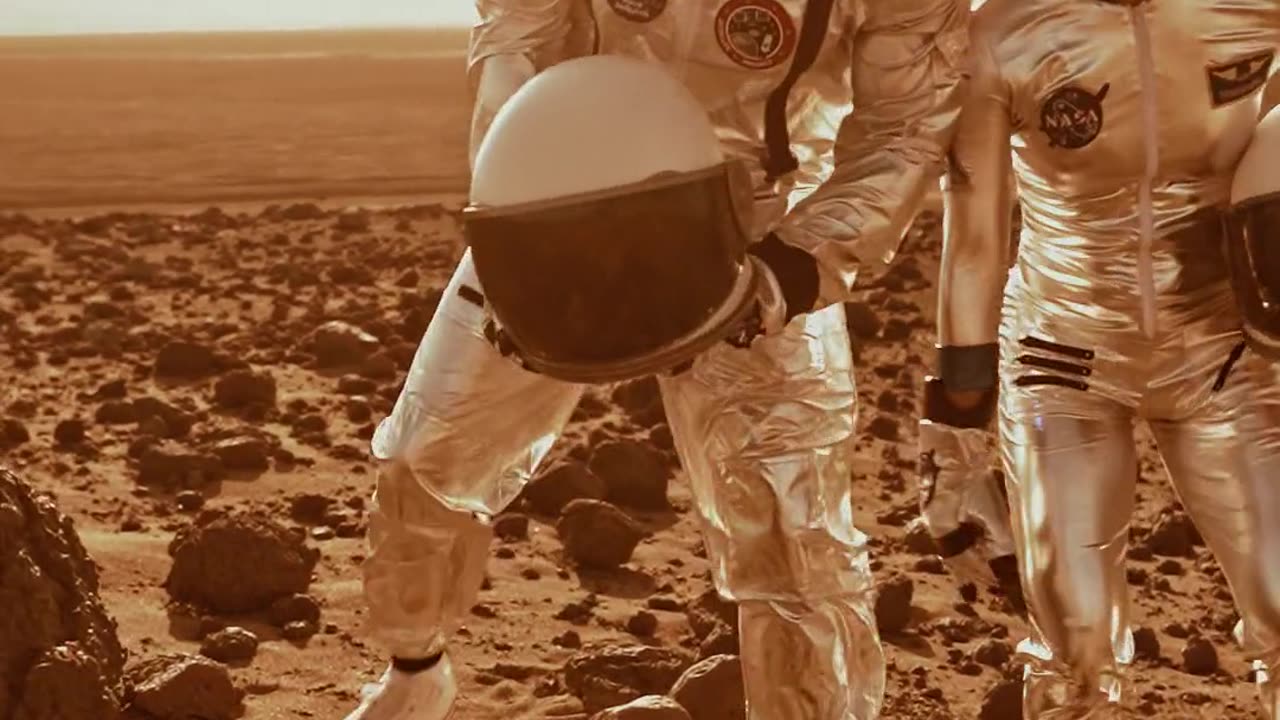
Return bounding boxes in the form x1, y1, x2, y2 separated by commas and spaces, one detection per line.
1231, 192, 1280, 315
462, 162, 753, 368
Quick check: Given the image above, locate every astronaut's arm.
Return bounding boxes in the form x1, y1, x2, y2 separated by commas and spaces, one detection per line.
468, 0, 576, 167
935, 27, 1013, 402
763, 0, 970, 312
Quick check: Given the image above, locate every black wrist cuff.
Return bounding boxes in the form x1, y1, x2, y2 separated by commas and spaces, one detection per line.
748, 232, 820, 320
922, 376, 997, 428
938, 343, 999, 392
392, 652, 444, 673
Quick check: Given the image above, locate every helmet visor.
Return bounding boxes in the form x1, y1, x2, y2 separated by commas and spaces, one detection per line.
462, 161, 756, 371
1228, 192, 1280, 356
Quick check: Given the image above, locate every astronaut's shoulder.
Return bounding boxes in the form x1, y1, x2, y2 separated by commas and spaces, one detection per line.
968, 0, 1039, 45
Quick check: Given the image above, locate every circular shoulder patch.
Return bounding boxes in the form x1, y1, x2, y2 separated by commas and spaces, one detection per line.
606, 0, 667, 22
1038, 83, 1111, 150
714, 0, 798, 70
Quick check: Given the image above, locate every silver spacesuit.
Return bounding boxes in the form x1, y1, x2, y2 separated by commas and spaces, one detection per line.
937, 0, 1280, 717
349, 1, 968, 718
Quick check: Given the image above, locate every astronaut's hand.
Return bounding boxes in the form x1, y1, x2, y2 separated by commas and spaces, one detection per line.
746, 232, 819, 323
723, 255, 790, 349
917, 377, 1024, 611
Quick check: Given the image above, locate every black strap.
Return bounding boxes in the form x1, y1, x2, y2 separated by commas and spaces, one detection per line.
762, 0, 838, 181
392, 653, 444, 673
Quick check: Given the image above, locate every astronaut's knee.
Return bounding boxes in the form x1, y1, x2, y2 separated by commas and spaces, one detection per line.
717, 527, 872, 603
371, 455, 475, 524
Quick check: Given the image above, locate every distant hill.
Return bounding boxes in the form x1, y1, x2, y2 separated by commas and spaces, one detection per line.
0, 27, 470, 59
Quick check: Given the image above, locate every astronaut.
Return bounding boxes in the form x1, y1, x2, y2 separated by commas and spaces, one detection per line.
923, 0, 1280, 716
342, 1, 969, 719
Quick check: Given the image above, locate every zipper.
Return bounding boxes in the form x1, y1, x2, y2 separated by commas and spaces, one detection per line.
1130, 7, 1159, 339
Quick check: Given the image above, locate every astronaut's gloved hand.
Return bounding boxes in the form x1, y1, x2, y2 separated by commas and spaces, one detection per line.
720, 252, 791, 349
720, 232, 819, 350
746, 232, 820, 324
917, 374, 1025, 612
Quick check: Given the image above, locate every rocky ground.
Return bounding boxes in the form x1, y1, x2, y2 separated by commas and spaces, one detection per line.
0, 202, 1264, 719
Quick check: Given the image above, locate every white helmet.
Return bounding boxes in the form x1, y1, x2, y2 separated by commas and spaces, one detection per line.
1228, 104, 1280, 359
462, 55, 759, 382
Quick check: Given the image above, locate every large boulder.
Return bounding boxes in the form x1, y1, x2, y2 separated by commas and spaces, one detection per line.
306, 321, 381, 368
0, 466, 126, 720
556, 500, 646, 569
126, 653, 243, 720
669, 655, 745, 720
564, 645, 691, 714
589, 440, 670, 511
164, 509, 319, 614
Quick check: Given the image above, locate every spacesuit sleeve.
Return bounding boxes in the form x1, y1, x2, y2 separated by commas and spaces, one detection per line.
935, 22, 1012, 348
467, 0, 577, 169
1268, 6, 1280, 116
772, 0, 970, 307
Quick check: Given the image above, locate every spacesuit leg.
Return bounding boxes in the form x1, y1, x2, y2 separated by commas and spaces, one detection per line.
999, 379, 1139, 718
361, 249, 585, 658
659, 303, 883, 720
1147, 346, 1280, 719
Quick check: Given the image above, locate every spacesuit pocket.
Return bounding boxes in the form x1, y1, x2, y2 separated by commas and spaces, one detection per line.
1012, 335, 1095, 392
1211, 339, 1248, 393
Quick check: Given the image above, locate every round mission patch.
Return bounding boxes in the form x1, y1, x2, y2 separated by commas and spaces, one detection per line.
714, 0, 798, 70
606, 0, 667, 23
1038, 83, 1111, 150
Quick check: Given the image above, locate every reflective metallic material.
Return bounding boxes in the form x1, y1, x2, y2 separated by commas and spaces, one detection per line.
659, 300, 884, 719
361, 252, 579, 662
361, 251, 885, 718
464, 162, 761, 382
1226, 195, 1280, 358
1001, 342, 1280, 719
939, 0, 1280, 716
1227, 105, 1280, 359
464, 55, 762, 382
917, 419, 1017, 593
355, 2, 969, 718
469, 0, 970, 306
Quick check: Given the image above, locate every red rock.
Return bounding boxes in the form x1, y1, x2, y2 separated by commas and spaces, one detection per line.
556, 500, 646, 569
670, 654, 744, 720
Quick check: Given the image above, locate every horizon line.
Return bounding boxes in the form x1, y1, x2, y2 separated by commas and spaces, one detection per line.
0, 23, 472, 40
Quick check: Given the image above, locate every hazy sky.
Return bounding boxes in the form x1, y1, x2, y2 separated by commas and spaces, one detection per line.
1, 0, 478, 36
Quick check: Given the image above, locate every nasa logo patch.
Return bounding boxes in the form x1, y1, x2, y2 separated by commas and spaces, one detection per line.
714, 0, 797, 70
606, 0, 667, 23
1039, 83, 1110, 150
1206, 51, 1274, 107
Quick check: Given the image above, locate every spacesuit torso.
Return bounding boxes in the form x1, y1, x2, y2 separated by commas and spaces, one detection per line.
470, 0, 968, 302
580, 0, 859, 221
355, 6, 970, 720
984, 0, 1280, 366
951, 6, 1280, 719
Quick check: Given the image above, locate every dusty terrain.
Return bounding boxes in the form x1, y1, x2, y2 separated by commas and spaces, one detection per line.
0, 200, 1265, 720
1, 27, 1275, 720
